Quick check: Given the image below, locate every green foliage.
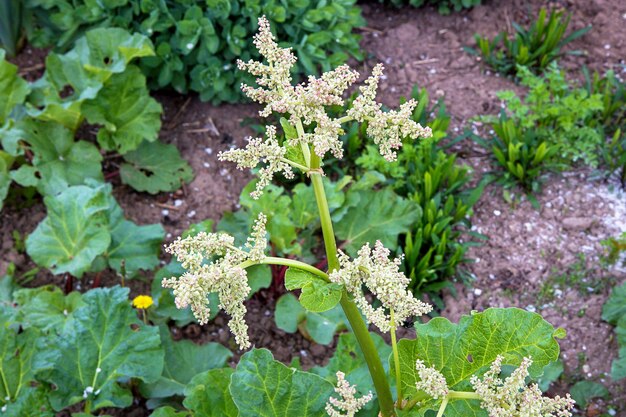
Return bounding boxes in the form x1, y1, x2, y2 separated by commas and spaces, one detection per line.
394, 308, 564, 416
335, 187, 419, 256
0, 49, 29, 125
382, 0, 480, 15
34, 286, 164, 411
602, 281, 626, 380
274, 293, 347, 345
602, 232, 626, 268
284, 267, 343, 313
475, 114, 558, 194
183, 368, 237, 416
0, 0, 23, 57
569, 380, 609, 408
25, 0, 365, 104
467, 7, 590, 76
120, 141, 194, 194
25, 183, 164, 278
478, 64, 607, 186
139, 326, 232, 400
231, 348, 334, 417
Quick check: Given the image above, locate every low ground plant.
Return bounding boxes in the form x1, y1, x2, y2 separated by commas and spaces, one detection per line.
466, 7, 590, 77
23, 0, 364, 103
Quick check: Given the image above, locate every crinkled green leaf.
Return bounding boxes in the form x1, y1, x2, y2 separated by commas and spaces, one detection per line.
2, 385, 53, 417
230, 349, 334, 417
34, 286, 163, 411
0, 307, 49, 415
25, 184, 111, 277
285, 267, 342, 312
120, 140, 193, 193
0, 49, 29, 125
335, 188, 420, 255
14, 286, 84, 333
83, 66, 162, 153
139, 326, 232, 399
395, 308, 562, 417
10, 119, 103, 195
183, 368, 237, 417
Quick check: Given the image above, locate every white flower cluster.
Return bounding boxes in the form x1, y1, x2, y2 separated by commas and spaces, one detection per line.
228, 17, 432, 198
162, 213, 268, 349
415, 360, 449, 399
218, 125, 294, 199
347, 64, 431, 161
470, 356, 575, 417
329, 241, 432, 332
325, 371, 373, 417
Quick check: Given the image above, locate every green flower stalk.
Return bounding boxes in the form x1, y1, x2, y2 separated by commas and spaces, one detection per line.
163, 16, 576, 417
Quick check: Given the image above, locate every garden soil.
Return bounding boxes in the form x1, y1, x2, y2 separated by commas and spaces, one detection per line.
1, 0, 626, 415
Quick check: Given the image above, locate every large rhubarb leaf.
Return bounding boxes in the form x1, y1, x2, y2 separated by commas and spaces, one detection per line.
395, 308, 563, 417
34, 286, 163, 411
335, 188, 419, 255
25, 184, 111, 277
83, 66, 162, 154
120, 140, 193, 193
183, 368, 238, 417
230, 349, 334, 417
0, 49, 29, 125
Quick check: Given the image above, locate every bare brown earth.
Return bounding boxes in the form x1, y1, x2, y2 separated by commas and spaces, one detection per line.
1, 0, 626, 415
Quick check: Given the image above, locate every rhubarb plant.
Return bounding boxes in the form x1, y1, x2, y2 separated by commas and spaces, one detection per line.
158, 17, 575, 417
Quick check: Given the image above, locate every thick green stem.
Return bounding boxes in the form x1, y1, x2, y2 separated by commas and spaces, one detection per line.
390, 309, 402, 406
309, 152, 396, 417
239, 257, 329, 281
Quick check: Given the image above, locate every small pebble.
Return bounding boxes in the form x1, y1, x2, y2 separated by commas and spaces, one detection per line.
161, 209, 169, 216
493, 210, 501, 216
204, 147, 213, 155
473, 288, 482, 296
187, 210, 196, 218
174, 199, 183, 207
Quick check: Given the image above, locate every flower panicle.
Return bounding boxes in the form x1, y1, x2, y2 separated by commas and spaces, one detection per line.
162, 213, 269, 350
325, 371, 373, 417
329, 240, 432, 332
470, 355, 575, 417
415, 360, 449, 399
218, 125, 294, 199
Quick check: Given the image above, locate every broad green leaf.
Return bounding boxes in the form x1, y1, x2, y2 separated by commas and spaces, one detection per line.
26, 184, 111, 277
395, 308, 562, 417
291, 179, 347, 229
183, 368, 237, 417
150, 406, 189, 417
83, 66, 162, 154
34, 286, 163, 411
14, 286, 84, 333
139, 326, 232, 399
107, 218, 164, 275
274, 293, 346, 345
0, 307, 49, 415
285, 267, 342, 312
247, 264, 272, 295
10, 119, 103, 195
275, 293, 306, 333
335, 188, 420, 255
0, 269, 16, 304
602, 281, 626, 324
0, 49, 29, 125
2, 385, 53, 417
120, 140, 193, 193
230, 349, 334, 417
570, 380, 609, 408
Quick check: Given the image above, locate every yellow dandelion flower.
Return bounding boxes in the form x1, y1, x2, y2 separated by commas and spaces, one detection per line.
132, 295, 153, 309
